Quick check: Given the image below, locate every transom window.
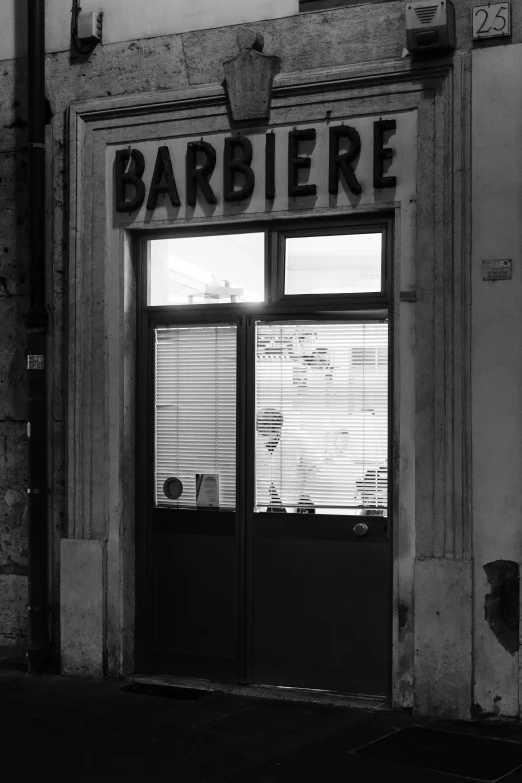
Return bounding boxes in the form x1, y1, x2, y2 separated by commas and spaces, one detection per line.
283, 232, 382, 296
146, 220, 387, 308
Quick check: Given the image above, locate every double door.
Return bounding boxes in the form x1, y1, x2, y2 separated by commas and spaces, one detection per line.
140, 314, 391, 697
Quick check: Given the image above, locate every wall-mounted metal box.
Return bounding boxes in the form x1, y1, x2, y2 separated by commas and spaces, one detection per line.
406, 1, 455, 53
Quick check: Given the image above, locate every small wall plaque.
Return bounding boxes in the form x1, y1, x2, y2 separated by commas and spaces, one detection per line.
482, 259, 512, 281
27, 354, 44, 370
472, 3, 510, 40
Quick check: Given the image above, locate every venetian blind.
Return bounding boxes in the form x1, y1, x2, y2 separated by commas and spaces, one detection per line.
255, 321, 388, 514
155, 325, 237, 509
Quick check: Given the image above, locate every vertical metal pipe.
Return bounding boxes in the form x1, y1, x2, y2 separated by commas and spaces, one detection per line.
26, 0, 50, 673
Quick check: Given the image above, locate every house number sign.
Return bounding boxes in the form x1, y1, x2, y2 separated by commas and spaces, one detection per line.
472, 3, 510, 40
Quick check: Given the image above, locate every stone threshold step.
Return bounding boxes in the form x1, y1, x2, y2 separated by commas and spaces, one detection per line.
125, 673, 389, 711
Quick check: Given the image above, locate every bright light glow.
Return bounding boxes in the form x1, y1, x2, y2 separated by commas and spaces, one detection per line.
149, 233, 265, 305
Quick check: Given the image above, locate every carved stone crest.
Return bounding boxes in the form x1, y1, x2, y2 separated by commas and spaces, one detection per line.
223, 29, 281, 122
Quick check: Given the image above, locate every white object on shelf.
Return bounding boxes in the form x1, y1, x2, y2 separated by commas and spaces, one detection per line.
204, 285, 244, 297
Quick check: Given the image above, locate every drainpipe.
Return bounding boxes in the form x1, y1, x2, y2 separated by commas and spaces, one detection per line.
26, 0, 50, 674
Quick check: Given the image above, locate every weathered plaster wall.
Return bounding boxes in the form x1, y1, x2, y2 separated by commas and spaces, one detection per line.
472, 43, 522, 718
4, 0, 522, 62
0, 0, 299, 62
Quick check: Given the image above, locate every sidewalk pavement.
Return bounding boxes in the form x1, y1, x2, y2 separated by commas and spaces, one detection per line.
2, 669, 522, 782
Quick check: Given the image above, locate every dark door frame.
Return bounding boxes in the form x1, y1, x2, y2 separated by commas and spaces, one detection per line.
134, 214, 394, 699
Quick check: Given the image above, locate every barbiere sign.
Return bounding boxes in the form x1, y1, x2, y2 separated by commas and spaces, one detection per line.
111, 113, 417, 222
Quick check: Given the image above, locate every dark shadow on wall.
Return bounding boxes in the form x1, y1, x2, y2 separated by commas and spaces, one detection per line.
12, 0, 60, 674
11, 0, 29, 302
0, 0, 30, 670
484, 560, 520, 656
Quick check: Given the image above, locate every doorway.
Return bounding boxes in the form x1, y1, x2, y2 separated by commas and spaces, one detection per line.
136, 218, 392, 698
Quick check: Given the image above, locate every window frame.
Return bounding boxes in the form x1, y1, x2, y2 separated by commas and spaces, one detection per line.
154, 321, 240, 513
137, 212, 393, 525
141, 213, 392, 315
251, 312, 390, 516
272, 220, 388, 308
144, 224, 270, 309
143, 308, 243, 533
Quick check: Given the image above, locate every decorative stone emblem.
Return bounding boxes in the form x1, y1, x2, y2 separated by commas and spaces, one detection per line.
223, 29, 281, 122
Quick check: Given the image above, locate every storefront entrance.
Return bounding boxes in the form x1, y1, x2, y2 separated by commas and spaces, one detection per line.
137, 219, 392, 697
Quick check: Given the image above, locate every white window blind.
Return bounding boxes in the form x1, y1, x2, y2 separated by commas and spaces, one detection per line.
155, 326, 237, 509
255, 321, 388, 514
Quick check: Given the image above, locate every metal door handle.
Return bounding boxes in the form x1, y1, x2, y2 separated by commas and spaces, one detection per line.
353, 522, 369, 537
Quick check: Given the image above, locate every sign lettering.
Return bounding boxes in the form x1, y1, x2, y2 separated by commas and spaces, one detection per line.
114, 121, 398, 214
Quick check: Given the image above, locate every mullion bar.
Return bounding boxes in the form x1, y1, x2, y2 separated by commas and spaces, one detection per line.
236, 314, 248, 683
241, 315, 257, 684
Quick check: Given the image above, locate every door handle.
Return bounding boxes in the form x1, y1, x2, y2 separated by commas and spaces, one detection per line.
353, 522, 369, 537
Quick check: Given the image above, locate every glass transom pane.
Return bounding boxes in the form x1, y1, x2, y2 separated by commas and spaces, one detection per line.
255, 321, 388, 515
149, 233, 264, 305
284, 232, 382, 295
155, 325, 237, 509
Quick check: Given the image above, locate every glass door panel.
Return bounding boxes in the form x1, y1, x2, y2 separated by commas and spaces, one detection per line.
155, 324, 237, 510
151, 322, 239, 682
254, 321, 388, 515
251, 318, 390, 696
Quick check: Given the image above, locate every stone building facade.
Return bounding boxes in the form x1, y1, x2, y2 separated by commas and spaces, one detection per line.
1, 0, 522, 720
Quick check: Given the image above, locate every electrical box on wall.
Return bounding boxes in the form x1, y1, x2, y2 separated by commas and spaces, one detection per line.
77, 11, 103, 46
406, 1, 455, 53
